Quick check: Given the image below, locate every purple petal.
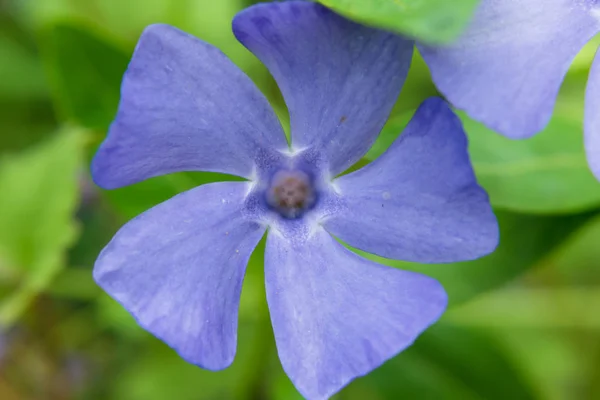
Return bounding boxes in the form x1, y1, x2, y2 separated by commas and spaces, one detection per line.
325, 98, 498, 263
419, 0, 600, 138
92, 24, 287, 189
232, 2, 413, 175
265, 226, 447, 400
94, 182, 265, 369
586, 48, 600, 181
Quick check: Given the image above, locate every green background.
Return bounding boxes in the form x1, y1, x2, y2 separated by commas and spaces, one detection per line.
1, 0, 599, 399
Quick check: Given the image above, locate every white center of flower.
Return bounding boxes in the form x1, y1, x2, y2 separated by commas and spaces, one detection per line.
266, 170, 316, 219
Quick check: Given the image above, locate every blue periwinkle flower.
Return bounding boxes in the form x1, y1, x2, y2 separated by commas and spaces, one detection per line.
419, 0, 600, 179
92, 2, 498, 399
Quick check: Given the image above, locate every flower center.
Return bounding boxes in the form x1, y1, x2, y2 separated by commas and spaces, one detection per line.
265, 170, 316, 219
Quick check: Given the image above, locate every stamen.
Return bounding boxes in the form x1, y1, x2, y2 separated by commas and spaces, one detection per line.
266, 170, 316, 219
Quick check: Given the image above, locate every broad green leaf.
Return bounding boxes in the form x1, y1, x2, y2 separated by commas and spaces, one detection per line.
463, 113, 600, 213
359, 209, 598, 305
44, 23, 130, 129
317, 0, 479, 44
0, 127, 84, 326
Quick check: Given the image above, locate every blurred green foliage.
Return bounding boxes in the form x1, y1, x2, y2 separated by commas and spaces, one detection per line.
0, 128, 83, 327
316, 0, 480, 44
0, 0, 599, 399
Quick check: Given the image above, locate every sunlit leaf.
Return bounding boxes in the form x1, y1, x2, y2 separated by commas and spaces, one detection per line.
0, 127, 84, 326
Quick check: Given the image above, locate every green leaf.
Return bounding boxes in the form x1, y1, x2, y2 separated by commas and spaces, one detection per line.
340, 324, 537, 399
463, 113, 600, 214
392, 51, 439, 115
317, 0, 479, 44
0, 127, 84, 326
44, 23, 130, 129
358, 209, 598, 305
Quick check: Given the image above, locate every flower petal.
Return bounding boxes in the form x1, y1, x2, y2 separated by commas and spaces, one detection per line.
419, 0, 600, 138
232, 2, 413, 175
586, 48, 600, 181
325, 98, 498, 263
94, 181, 265, 369
265, 226, 446, 400
92, 24, 287, 189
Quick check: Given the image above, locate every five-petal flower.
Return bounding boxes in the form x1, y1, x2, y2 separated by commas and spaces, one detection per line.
419, 0, 600, 179
92, 2, 499, 399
